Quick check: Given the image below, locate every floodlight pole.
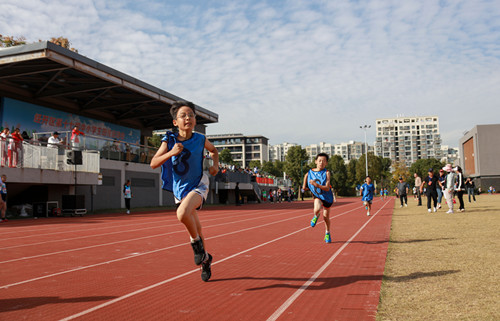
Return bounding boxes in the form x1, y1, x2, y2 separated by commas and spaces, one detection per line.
360, 125, 371, 177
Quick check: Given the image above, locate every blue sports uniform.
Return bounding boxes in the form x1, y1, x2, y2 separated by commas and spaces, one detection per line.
161, 131, 206, 202
361, 183, 375, 202
307, 169, 334, 208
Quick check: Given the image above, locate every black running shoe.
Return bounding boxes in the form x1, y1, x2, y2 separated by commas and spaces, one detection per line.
201, 253, 213, 282
191, 239, 206, 266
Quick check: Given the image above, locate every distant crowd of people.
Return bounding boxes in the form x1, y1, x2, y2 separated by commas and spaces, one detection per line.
395, 164, 481, 214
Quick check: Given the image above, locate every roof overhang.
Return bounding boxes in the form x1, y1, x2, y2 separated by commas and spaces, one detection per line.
0, 42, 218, 131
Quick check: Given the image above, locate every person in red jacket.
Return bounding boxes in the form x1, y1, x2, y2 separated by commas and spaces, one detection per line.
71, 125, 85, 150
10, 128, 23, 167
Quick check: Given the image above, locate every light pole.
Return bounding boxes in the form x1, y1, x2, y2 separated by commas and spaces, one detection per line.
360, 125, 371, 177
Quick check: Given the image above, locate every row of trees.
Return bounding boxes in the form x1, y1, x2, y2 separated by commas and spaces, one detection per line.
219, 145, 447, 196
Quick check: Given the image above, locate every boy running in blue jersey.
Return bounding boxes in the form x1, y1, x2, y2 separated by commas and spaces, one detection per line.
360, 176, 375, 216
151, 101, 219, 282
302, 153, 334, 243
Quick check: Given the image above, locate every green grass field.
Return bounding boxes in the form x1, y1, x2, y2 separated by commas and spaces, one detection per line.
377, 194, 499, 321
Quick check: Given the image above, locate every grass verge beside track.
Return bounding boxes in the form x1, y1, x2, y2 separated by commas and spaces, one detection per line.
377, 194, 499, 321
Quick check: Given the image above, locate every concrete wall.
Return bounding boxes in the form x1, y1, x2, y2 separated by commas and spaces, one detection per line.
459, 124, 500, 190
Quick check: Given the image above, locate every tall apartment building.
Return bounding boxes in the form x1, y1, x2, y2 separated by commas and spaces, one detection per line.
269, 142, 298, 162
207, 133, 269, 167
305, 142, 335, 162
334, 141, 374, 163
440, 145, 459, 165
375, 116, 442, 166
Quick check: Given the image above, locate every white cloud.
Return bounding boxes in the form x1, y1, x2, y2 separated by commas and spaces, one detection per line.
1, 0, 499, 148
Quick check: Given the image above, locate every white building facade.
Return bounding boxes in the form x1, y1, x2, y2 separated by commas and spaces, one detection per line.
269, 142, 298, 162
375, 116, 442, 167
207, 133, 269, 167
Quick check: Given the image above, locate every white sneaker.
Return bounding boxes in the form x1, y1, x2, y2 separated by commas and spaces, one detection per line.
433, 207, 437, 212
404, 204, 408, 207
446, 210, 453, 214
127, 210, 130, 214
428, 209, 431, 213
367, 211, 370, 216
400, 205, 403, 208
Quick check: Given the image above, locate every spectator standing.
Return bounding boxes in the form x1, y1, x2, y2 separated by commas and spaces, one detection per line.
421, 168, 438, 213
0, 128, 10, 167
414, 173, 422, 206
71, 125, 85, 150
0, 174, 7, 222
235, 182, 241, 206
47, 131, 63, 148
10, 128, 23, 167
465, 177, 476, 203
123, 180, 132, 214
396, 177, 409, 207
437, 169, 446, 209
442, 164, 456, 213
455, 166, 465, 212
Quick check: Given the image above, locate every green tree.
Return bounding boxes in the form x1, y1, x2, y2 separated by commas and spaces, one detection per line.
392, 161, 410, 187
262, 160, 285, 177
219, 148, 234, 165
327, 155, 348, 196
346, 159, 358, 196
408, 158, 445, 187
248, 160, 262, 170
284, 146, 309, 188
147, 134, 163, 148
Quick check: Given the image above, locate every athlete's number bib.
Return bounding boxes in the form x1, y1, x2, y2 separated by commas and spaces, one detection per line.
172, 148, 191, 175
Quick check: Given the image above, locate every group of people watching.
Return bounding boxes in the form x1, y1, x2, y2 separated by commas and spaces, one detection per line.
397, 164, 475, 214
0, 127, 29, 167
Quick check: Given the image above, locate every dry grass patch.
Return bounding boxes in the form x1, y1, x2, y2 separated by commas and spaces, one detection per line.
377, 195, 500, 321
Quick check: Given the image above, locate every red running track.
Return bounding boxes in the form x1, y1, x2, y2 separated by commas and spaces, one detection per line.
0, 197, 394, 321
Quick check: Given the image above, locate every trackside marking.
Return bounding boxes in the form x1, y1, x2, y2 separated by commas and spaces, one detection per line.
58, 226, 311, 321
55, 205, 363, 320
266, 198, 392, 321
0, 208, 304, 263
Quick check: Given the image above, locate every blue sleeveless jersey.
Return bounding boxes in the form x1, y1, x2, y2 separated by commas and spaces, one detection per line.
161, 131, 205, 201
307, 169, 333, 204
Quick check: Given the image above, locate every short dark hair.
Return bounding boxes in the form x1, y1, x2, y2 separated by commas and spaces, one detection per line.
170, 100, 196, 119
316, 153, 329, 161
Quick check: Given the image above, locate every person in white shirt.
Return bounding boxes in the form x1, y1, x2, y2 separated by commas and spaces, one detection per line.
47, 132, 63, 148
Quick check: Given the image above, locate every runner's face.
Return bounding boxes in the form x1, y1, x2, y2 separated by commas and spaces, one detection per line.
173, 106, 196, 130
315, 156, 327, 169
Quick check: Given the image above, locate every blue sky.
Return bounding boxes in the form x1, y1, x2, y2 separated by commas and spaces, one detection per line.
1, 0, 499, 148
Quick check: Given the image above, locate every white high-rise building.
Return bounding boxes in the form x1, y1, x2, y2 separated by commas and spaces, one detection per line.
269, 142, 298, 162
375, 116, 442, 167
333, 141, 373, 163
207, 133, 269, 167
305, 142, 335, 162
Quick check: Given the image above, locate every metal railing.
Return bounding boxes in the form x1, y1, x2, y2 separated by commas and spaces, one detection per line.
0, 139, 100, 173
32, 131, 158, 165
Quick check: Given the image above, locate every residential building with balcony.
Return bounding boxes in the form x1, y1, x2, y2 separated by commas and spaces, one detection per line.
207, 133, 269, 167
375, 116, 442, 167
269, 142, 298, 162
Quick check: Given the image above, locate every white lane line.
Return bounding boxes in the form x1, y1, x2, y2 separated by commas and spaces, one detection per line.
0, 204, 359, 289
0, 208, 267, 241
266, 198, 392, 321
0, 207, 291, 250
0, 208, 299, 264
57, 202, 373, 321
59, 226, 311, 321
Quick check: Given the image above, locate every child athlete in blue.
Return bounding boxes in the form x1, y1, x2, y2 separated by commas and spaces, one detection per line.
151, 101, 219, 282
360, 176, 375, 216
302, 153, 334, 243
